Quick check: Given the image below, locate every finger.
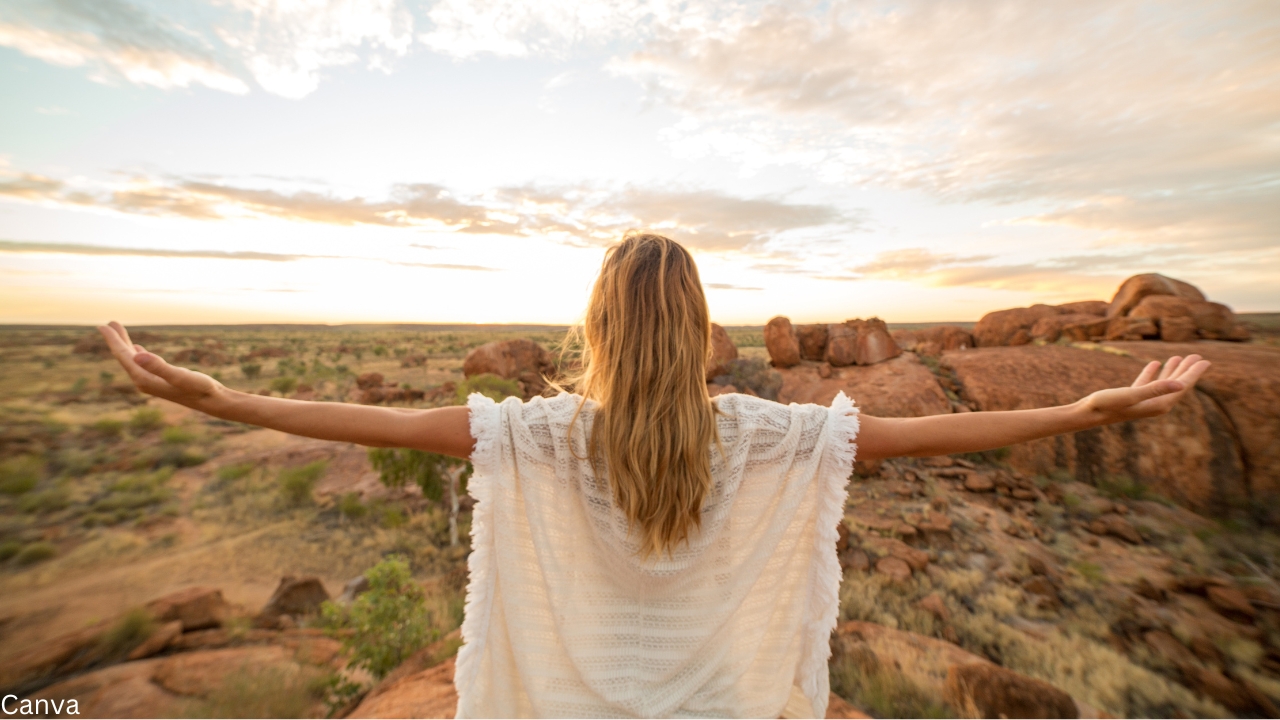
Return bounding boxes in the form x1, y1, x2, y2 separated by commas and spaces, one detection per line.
1157, 356, 1182, 381
1131, 360, 1161, 388
1168, 354, 1203, 381
108, 321, 134, 349
1123, 379, 1184, 406
135, 352, 207, 392
98, 326, 165, 391
1174, 359, 1211, 389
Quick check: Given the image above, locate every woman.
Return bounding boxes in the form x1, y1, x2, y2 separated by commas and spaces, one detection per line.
98, 233, 1209, 718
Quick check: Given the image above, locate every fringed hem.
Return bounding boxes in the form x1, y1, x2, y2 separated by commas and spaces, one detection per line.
798, 391, 860, 718
454, 393, 502, 715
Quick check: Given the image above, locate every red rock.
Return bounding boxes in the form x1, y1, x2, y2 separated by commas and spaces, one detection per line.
462, 338, 556, 399
844, 549, 871, 573
831, 621, 990, 704
825, 693, 871, 719
973, 304, 1063, 347
151, 645, 295, 698
146, 587, 229, 632
776, 353, 950, 418
1030, 313, 1107, 343
891, 328, 918, 351
32, 658, 184, 719
706, 323, 738, 380
796, 324, 829, 361
1206, 585, 1256, 619
1108, 273, 1206, 317
874, 556, 912, 583
849, 318, 903, 365
1110, 341, 1280, 506
1088, 515, 1142, 544
1129, 294, 1196, 322
1022, 576, 1058, 598
944, 663, 1078, 719
893, 522, 918, 539
259, 576, 330, 620
1105, 316, 1159, 341
1144, 630, 1197, 667
1057, 300, 1108, 316
964, 474, 995, 492
918, 593, 950, 623
356, 373, 384, 390
127, 620, 182, 661
825, 323, 857, 367
1191, 302, 1237, 338
943, 345, 1247, 518
350, 656, 457, 719
1160, 316, 1199, 342
764, 316, 801, 368
919, 325, 976, 351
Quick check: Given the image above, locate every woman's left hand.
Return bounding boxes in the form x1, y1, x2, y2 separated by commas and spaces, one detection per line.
1077, 354, 1211, 424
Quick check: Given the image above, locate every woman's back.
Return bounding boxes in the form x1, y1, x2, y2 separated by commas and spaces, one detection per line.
457, 390, 859, 717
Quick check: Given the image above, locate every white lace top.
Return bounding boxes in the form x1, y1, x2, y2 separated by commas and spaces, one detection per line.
456, 391, 860, 718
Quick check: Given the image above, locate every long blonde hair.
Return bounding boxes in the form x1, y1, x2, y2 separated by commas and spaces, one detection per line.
567, 232, 717, 558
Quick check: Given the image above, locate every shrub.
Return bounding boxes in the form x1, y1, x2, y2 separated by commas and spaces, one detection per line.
338, 492, 368, 521
91, 418, 126, 440
98, 607, 155, 659
380, 506, 406, 529
278, 461, 327, 506
129, 407, 165, 433
270, 376, 298, 395
0, 540, 21, 562
240, 362, 263, 380
188, 665, 319, 719
216, 463, 256, 484
18, 487, 70, 514
711, 358, 783, 401
15, 541, 57, 566
0, 455, 42, 495
320, 555, 432, 680
161, 426, 197, 444
456, 373, 521, 404
830, 654, 950, 719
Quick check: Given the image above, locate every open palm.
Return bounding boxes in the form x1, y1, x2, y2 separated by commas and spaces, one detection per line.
1082, 354, 1211, 423
97, 322, 223, 409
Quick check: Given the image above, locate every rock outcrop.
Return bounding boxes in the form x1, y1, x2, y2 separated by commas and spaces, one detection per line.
942, 345, 1248, 516
765, 317, 902, 367
462, 339, 556, 399
944, 663, 1079, 719
974, 273, 1248, 347
892, 325, 974, 356
706, 323, 739, 380
776, 354, 951, 418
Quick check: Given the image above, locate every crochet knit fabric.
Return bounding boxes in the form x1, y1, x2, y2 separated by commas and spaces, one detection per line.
456, 391, 860, 718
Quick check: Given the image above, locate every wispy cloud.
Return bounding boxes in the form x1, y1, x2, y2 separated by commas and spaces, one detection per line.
705, 282, 762, 291
0, 0, 413, 99
0, 169, 853, 253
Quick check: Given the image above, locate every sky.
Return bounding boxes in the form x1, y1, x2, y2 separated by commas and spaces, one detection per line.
0, 0, 1277, 326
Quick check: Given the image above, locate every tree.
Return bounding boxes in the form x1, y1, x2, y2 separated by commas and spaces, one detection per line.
368, 448, 472, 546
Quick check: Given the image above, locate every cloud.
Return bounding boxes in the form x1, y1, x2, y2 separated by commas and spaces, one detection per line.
705, 282, 762, 291
621, 0, 1280, 253
847, 247, 1157, 295
0, 0, 413, 99
0, 0, 248, 93
0, 168, 852, 253
217, 0, 413, 99
0, 239, 317, 261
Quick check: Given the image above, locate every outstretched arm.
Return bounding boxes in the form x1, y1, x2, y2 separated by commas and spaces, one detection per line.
856, 354, 1211, 462
98, 322, 474, 459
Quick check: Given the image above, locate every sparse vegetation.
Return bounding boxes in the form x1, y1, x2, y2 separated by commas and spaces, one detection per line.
456, 373, 520, 403
0, 455, 42, 495
129, 407, 165, 433
14, 541, 57, 565
320, 555, 433, 680
278, 461, 327, 506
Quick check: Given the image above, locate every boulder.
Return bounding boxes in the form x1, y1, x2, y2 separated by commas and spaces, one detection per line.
150, 645, 299, 698
1108, 273, 1206, 317
259, 576, 329, 619
462, 339, 556, 399
849, 318, 903, 365
349, 656, 457, 719
1129, 294, 1196, 322
1160, 316, 1199, 342
831, 621, 990, 707
1105, 316, 1159, 341
127, 620, 183, 661
776, 354, 950, 418
1110, 341, 1280, 508
356, 373, 384, 390
1205, 585, 1256, 619
1029, 314, 1108, 343
764, 316, 801, 368
145, 587, 229, 632
943, 346, 1248, 518
912, 325, 974, 355
944, 663, 1078, 719
1057, 300, 1108, 316
1190, 302, 1237, 339
337, 575, 370, 604
874, 556, 912, 583
824, 693, 871, 719
31, 658, 184, 719
705, 323, 738, 380
973, 304, 1063, 347
1087, 515, 1142, 544
796, 324, 829, 361
826, 323, 857, 367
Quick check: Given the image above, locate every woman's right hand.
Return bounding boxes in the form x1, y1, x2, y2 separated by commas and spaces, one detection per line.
98, 321, 227, 412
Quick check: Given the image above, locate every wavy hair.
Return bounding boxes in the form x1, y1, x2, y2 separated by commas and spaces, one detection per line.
565, 232, 717, 558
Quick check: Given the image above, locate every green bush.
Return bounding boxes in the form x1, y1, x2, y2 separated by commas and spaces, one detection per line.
98, 607, 155, 659
188, 665, 319, 719
0, 540, 21, 562
240, 362, 263, 380
91, 418, 126, 440
456, 373, 521, 404
278, 461, 327, 506
711, 358, 783, 401
380, 506, 406, 529
216, 462, 256, 483
270, 376, 298, 395
18, 487, 70, 514
161, 426, 197, 444
129, 407, 165, 433
0, 455, 42, 495
15, 541, 57, 566
338, 492, 368, 521
320, 555, 432, 680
